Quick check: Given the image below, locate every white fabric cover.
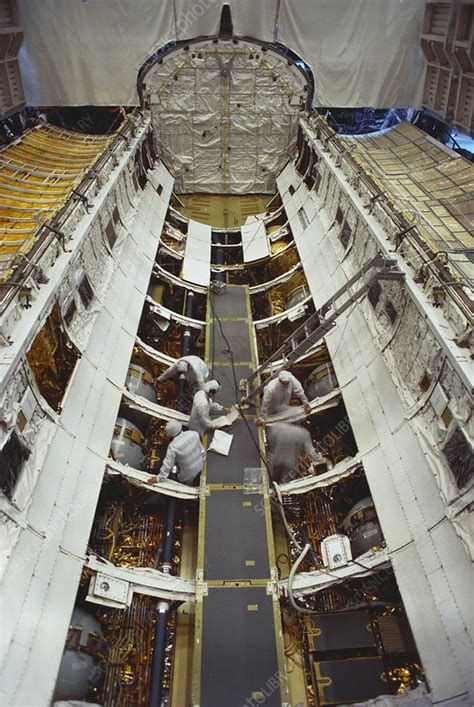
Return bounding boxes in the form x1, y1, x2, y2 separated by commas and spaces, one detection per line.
279, 455, 362, 495
106, 458, 199, 500
18, 0, 425, 107
279, 0, 426, 107
354, 685, 433, 706
241, 220, 270, 262
182, 220, 212, 286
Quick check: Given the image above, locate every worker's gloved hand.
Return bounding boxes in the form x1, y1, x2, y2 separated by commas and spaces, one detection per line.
147, 476, 158, 484
255, 418, 265, 428
304, 403, 312, 414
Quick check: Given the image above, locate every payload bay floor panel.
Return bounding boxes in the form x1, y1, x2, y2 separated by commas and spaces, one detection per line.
193, 285, 287, 707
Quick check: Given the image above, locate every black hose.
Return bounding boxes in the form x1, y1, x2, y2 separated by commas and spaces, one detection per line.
160, 491, 178, 572
212, 232, 225, 283
148, 288, 194, 705
148, 603, 171, 706
178, 290, 194, 411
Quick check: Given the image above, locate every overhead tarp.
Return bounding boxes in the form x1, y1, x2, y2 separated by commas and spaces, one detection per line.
18, 0, 426, 107
279, 0, 426, 107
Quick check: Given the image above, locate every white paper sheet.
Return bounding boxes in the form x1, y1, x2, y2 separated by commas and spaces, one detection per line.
212, 407, 239, 428
208, 430, 233, 456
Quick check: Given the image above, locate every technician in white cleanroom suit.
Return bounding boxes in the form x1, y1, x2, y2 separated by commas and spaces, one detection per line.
266, 422, 324, 484
147, 420, 205, 486
189, 380, 232, 437
157, 355, 209, 391
256, 370, 312, 427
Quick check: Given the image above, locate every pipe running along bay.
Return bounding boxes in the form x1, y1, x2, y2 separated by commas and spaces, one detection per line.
148, 288, 194, 705
212, 232, 226, 282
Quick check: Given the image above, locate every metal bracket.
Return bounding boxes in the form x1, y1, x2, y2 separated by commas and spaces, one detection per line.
394, 224, 416, 251
377, 271, 406, 281
364, 191, 386, 213
116, 131, 129, 146
71, 188, 92, 212
11, 252, 49, 285
210, 280, 226, 295
0, 282, 33, 310
44, 223, 69, 252
324, 133, 338, 146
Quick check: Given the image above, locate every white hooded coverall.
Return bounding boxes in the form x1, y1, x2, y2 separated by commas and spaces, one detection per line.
260, 373, 308, 419
158, 355, 209, 390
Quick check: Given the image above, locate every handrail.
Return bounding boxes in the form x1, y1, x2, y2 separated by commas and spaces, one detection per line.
0, 109, 146, 315
304, 115, 473, 322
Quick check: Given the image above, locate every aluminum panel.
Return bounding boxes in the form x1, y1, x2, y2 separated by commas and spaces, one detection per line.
130, 252, 155, 290
25, 426, 75, 532
294, 224, 315, 264
149, 162, 174, 204
367, 355, 406, 432
60, 451, 108, 556
0, 526, 49, 655
81, 307, 112, 365
284, 194, 298, 221
393, 423, 445, 528
289, 211, 304, 238
340, 377, 380, 455
347, 306, 379, 368
121, 285, 147, 335
0, 164, 173, 704
390, 545, 469, 702
276, 161, 296, 196
362, 446, 413, 551
431, 520, 473, 632
151, 197, 168, 231
409, 525, 442, 577
318, 237, 342, 281
59, 357, 98, 431
185, 220, 212, 259
106, 328, 136, 388
0, 641, 31, 702
304, 194, 318, 223
330, 312, 366, 376
12, 574, 49, 648
12, 553, 83, 707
